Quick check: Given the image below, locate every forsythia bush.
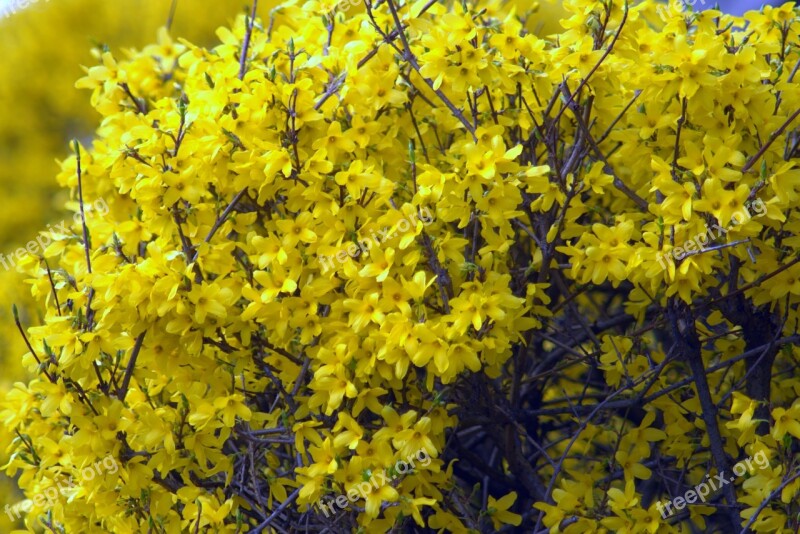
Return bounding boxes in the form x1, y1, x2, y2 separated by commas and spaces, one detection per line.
3, 0, 800, 532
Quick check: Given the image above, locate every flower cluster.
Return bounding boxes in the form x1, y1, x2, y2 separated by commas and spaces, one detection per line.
655, 197, 766, 271
317, 445, 434, 517
4, 454, 119, 521
318, 205, 434, 274
2, 0, 800, 532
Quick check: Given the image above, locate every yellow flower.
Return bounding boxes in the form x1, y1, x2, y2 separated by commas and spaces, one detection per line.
188, 282, 231, 324
363, 480, 399, 518
213, 395, 252, 427
771, 402, 800, 441
486, 491, 522, 530
394, 417, 436, 460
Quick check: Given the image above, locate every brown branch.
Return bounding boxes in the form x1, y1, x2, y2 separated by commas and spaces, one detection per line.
667, 299, 740, 528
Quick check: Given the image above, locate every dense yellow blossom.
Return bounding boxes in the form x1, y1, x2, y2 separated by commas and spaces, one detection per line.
2, 0, 800, 532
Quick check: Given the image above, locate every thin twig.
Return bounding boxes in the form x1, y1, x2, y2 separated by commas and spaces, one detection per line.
42, 258, 62, 316
74, 141, 96, 330
12, 305, 55, 383
119, 83, 147, 114
251, 488, 300, 533
596, 89, 641, 145
118, 332, 146, 400
739, 467, 800, 533
356, 0, 438, 69
198, 187, 249, 260
547, 1, 630, 135
166, 0, 179, 31
238, 0, 260, 81
382, 0, 477, 140
313, 72, 347, 110
742, 107, 800, 173
562, 87, 648, 211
